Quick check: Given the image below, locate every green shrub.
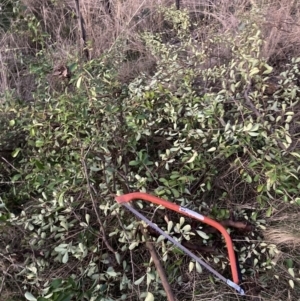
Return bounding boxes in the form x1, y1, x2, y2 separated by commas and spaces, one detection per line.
1, 6, 300, 301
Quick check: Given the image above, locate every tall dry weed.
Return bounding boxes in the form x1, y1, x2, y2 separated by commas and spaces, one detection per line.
0, 30, 36, 101
2, 0, 300, 97
258, 0, 300, 63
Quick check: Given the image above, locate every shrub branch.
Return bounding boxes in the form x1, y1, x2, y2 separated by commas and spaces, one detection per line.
81, 149, 116, 254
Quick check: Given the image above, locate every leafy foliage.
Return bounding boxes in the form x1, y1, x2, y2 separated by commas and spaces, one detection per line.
1, 4, 300, 301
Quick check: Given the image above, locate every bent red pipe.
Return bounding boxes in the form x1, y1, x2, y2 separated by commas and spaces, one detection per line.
115, 192, 240, 285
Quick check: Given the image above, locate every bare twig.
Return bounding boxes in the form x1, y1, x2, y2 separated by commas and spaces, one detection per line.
0, 253, 23, 296
1, 157, 21, 173
0, 273, 5, 296
0, 181, 23, 184
81, 149, 116, 254
141, 227, 176, 301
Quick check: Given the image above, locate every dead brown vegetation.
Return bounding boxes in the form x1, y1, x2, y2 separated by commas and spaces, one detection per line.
2, 0, 300, 100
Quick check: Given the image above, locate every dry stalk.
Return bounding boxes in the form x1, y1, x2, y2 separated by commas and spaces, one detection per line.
74, 0, 89, 60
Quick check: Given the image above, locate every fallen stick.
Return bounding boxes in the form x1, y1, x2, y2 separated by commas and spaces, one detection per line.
141, 227, 176, 301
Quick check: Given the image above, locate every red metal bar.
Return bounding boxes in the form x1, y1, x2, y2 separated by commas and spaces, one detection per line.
115, 192, 240, 285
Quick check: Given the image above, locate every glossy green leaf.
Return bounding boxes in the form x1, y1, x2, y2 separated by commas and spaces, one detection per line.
196, 262, 202, 274
62, 252, 69, 263
288, 268, 295, 278
25, 292, 37, 301
189, 261, 194, 272
196, 230, 210, 240
12, 148, 21, 158
134, 275, 145, 285
145, 292, 154, 301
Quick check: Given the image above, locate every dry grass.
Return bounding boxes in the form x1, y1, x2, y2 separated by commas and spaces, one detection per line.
0, 31, 36, 102
2, 0, 300, 98
264, 209, 300, 249
258, 0, 300, 63
256, 208, 300, 301
264, 228, 300, 248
